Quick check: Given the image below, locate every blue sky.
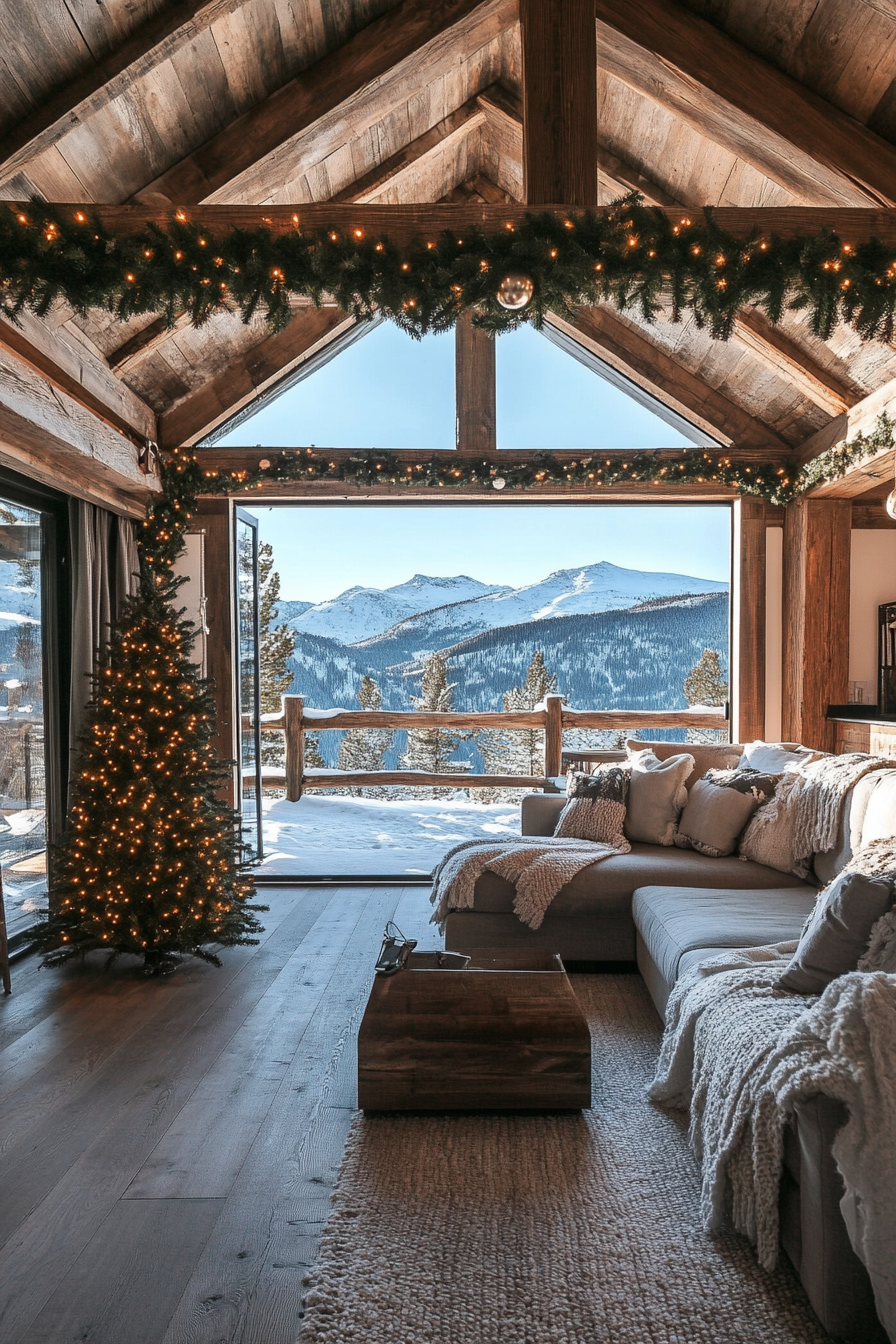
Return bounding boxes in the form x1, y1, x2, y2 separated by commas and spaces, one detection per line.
248, 504, 732, 603
213, 321, 696, 451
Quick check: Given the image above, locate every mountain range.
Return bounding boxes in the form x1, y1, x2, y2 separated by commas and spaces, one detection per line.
285, 561, 727, 652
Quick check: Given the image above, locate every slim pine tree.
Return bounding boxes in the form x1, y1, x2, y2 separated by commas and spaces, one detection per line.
683, 647, 728, 746
401, 652, 469, 777
258, 541, 296, 767
478, 650, 559, 777
27, 449, 265, 974
337, 676, 394, 792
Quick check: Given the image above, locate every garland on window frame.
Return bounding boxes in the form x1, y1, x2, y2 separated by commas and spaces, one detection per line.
142, 415, 894, 545
5, 195, 896, 341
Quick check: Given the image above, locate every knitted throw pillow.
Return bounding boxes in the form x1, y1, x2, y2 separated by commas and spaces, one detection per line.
738, 769, 804, 875
554, 765, 631, 850
674, 768, 778, 858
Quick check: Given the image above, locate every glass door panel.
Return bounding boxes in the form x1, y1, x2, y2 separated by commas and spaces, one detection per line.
0, 500, 48, 938
235, 510, 263, 860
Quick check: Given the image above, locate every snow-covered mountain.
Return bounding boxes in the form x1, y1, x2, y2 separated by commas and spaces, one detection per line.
353, 561, 728, 653
287, 574, 507, 643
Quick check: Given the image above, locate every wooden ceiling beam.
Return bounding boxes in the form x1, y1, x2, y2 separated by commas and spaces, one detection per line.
0, 310, 156, 446
550, 309, 789, 452
0, 1, 251, 189
0, 343, 159, 515
475, 89, 860, 417
134, 0, 512, 207
797, 378, 896, 498
330, 99, 487, 204
521, 0, 598, 208
158, 306, 354, 449
30, 203, 896, 246
594, 0, 896, 207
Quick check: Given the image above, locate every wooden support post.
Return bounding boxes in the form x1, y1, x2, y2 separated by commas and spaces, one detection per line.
544, 694, 564, 778
782, 499, 851, 751
520, 0, 598, 207
284, 695, 305, 802
455, 313, 496, 455
732, 497, 767, 743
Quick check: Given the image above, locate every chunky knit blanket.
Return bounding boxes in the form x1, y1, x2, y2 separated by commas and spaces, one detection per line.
651, 949, 896, 1340
429, 835, 625, 930
791, 751, 889, 873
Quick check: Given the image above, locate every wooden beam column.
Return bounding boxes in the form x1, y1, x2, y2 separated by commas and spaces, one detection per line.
520, 0, 598, 207
732, 497, 766, 743
782, 499, 851, 751
455, 314, 496, 454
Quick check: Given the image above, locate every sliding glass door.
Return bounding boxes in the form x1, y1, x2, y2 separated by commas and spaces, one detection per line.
0, 483, 67, 942
235, 509, 263, 861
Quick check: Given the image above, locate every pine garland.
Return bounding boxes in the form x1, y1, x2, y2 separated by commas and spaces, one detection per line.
195, 412, 895, 508
5, 195, 896, 341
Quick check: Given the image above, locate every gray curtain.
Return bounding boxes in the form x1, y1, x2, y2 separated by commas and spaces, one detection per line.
69, 501, 140, 750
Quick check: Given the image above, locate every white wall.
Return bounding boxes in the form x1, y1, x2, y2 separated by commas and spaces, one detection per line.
764, 527, 783, 740
850, 530, 896, 701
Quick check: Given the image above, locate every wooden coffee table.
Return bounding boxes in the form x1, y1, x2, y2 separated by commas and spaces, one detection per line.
357, 949, 591, 1111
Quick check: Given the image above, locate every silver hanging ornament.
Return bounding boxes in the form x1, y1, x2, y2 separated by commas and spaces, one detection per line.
491, 476, 507, 490
496, 271, 534, 310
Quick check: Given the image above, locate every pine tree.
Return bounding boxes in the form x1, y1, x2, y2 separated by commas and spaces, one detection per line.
478, 650, 559, 777
401, 652, 470, 778
257, 541, 296, 768
338, 675, 393, 792
683, 647, 728, 745
26, 449, 265, 974
684, 648, 727, 707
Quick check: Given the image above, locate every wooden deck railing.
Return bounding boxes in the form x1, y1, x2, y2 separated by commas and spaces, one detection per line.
256, 695, 728, 800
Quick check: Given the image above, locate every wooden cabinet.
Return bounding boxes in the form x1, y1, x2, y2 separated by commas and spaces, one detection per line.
832, 719, 896, 759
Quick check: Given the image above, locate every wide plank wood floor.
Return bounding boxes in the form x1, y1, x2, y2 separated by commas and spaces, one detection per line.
0, 884, 441, 1344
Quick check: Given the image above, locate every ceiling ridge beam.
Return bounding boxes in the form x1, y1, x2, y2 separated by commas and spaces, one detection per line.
594, 0, 896, 207
133, 0, 514, 208
0, 1, 252, 189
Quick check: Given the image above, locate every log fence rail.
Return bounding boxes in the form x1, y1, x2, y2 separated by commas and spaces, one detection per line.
257, 694, 728, 801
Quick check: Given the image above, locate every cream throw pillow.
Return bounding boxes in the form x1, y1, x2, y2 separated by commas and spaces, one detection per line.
625, 749, 694, 846
739, 769, 805, 874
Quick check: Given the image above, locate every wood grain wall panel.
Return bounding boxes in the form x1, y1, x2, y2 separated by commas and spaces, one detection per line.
782, 498, 851, 750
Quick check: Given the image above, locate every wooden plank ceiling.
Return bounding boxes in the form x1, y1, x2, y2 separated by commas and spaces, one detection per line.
2, 0, 896, 496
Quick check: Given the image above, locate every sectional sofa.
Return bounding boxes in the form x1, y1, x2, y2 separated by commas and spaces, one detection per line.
443, 744, 896, 1342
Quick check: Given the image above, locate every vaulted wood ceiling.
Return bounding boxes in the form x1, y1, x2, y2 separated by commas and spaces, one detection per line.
3, 0, 896, 497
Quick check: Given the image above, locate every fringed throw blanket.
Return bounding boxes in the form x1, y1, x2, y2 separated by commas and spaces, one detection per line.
429, 835, 625, 930
791, 751, 889, 873
651, 950, 896, 1340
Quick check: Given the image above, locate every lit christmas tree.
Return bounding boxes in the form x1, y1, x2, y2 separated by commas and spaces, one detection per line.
29, 449, 264, 974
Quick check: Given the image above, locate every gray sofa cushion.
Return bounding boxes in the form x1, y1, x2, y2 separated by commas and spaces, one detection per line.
471, 842, 812, 918
779, 871, 895, 995
632, 883, 818, 989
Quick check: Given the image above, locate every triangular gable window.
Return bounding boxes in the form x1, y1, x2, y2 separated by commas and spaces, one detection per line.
201, 313, 716, 450
203, 318, 456, 450
496, 324, 714, 449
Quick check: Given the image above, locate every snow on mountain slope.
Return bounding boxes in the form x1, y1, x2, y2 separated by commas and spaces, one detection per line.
355, 561, 728, 651
287, 573, 507, 642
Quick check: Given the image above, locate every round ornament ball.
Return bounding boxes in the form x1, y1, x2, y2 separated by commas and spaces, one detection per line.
887, 487, 896, 521
491, 476, 507, 491
496, 272, 534, 311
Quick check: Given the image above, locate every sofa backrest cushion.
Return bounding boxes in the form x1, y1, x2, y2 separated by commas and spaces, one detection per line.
627, 738, 742, 790
737, 740, 820, 774
813, 771, 890, 886
858, 769, 896, 849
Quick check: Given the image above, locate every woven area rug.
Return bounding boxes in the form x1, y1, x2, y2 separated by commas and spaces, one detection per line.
299, 974, 833, 1343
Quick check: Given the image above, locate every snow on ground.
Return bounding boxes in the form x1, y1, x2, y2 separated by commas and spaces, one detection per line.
259, 793, 521, 875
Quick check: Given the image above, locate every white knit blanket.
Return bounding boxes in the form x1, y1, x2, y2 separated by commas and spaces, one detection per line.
429, 835, 625, 930
791, 751, 889, 872
651, 950, 896, 1340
